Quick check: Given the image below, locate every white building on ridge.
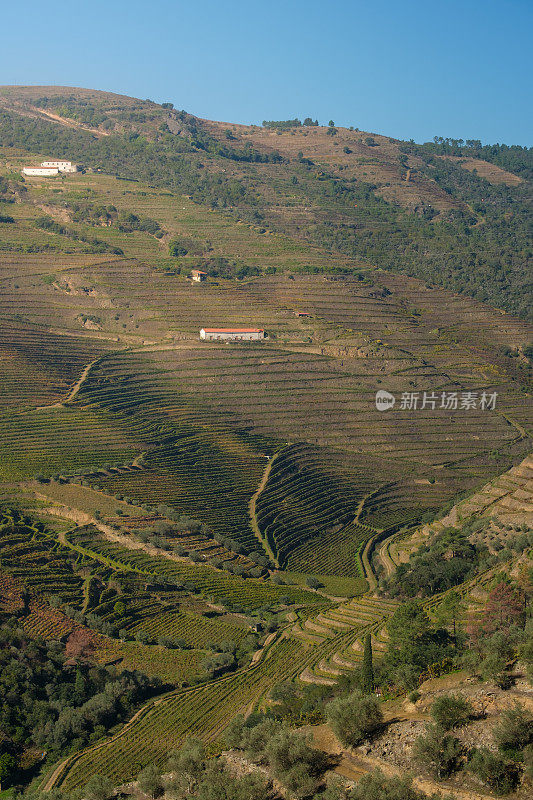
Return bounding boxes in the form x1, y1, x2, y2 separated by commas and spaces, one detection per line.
200, 328, 265, 341
22, 160, 78, 177
41, 160, 78, 173
22, 167, 60, 176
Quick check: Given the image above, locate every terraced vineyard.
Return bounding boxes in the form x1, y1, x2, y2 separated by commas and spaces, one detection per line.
50, 636, 308, 791
49, 588, 401, 788
0, 132, 531, 797
65, 525, 313, 608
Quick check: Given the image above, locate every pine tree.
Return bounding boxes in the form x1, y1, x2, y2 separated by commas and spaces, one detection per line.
362, 633, 374, 694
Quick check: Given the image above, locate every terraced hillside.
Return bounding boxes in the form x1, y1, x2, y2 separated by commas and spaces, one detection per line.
0, 153, 531, 577
0, 92, 531, 797
1, 85, 531, 318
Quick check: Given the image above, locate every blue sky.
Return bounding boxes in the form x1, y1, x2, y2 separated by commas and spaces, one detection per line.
2, 0, 532, 145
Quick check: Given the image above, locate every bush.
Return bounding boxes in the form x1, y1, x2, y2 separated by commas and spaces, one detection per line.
137, 762, 163, 798
347, 769, 443, 800
326, 691, 383, 747
493, 704, 533, 756
413, 723, 462, 778
265, 727, 325, 795
524, 743, 533, 777
467, 747, 519, 794
430, 694, 472, 730
82, 774, 114, 800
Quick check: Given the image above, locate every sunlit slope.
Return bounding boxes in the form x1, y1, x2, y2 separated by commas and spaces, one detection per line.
0, 162, 531, 575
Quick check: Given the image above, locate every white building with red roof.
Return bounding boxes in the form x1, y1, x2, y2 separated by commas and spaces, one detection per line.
200, 327, 265, 341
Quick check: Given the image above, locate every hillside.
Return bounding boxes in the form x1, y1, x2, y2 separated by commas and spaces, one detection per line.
0, 85, 531, 319
0, 86, 531, 800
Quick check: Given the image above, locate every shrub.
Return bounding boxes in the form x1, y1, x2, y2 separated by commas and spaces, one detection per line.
326, 691, 383, 747
82, 774, 114, 800
467, 747, 519, 794
524, 743, 533, 777
493, 704, 533, 756
413, 723, 462, 778
430, 694, 472, 730
137, 762, 163, 798
241, 718, 279, 762
0, 752, 17, 790
265, 727, 326, 796
347, 769, 443, 800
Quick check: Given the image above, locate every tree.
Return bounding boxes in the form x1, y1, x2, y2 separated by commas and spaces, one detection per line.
467, 747, 519, 794
519, 617, 533, 678
264, 727, 326, 798
73, 668, 87, 704
524, 743, 533, 778
168, 238, 188, 257
430, 694, 472, 730
192, 765, 269, 800
434, 590, 464, 643
137, 762, 163, 798
493, 704, 533, 755
362, 633, 374, 694
384, 601, 452, 689
413, 724, 462, 778
135, 629, 150, 644
328, 120, 335, 127
0, 753, 17, 791
326, 691, 383, 747
347, 769, 442, 800
167, 737, 205, 794
82, 774, 114, 800
482, 582, 524, 635
282, 761, 318, 799
65, 629, 95, 662
241, 718, 279, 762
113, 600, 125, 616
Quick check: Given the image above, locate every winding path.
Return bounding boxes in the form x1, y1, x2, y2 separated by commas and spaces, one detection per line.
34, 356, 102, 411
247, 450, 282, 566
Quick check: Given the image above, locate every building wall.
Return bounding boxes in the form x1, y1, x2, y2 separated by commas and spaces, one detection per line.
41, 161, 78, 173
201, 330, 264, 341
23, 167, 59, 176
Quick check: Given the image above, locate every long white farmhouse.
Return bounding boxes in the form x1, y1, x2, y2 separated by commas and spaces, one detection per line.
22, 167, 60, 176
200, 327, 265, 341
22, 160, 78, 177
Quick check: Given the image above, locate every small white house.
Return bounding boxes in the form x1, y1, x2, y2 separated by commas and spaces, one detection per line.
200, 328, 265, 341
22, 167, 60, 176
191, 269, 207, 282
41, 160, 78, 173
